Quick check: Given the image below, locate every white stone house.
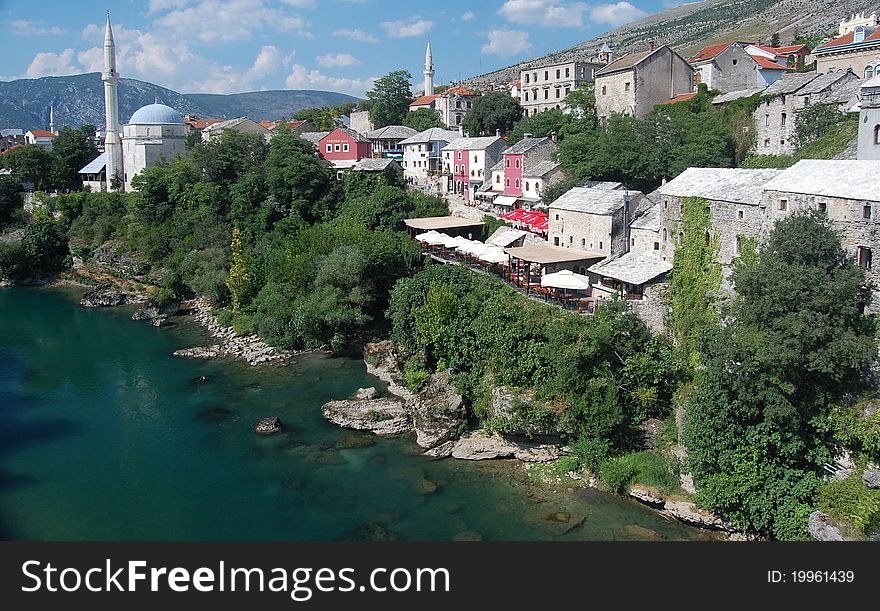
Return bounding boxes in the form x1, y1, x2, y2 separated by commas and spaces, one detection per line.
121, 103, 188, 192
548, 187, 647, 259
366, 125, 418, 160
520, 60, 604, 116
201, 117, 270, 142
398, 127, 460, 185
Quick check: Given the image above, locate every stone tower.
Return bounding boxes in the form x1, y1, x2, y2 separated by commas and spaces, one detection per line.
103, 12, 123, 191
424, 41, 435, 96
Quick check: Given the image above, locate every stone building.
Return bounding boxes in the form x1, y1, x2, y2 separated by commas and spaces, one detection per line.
121, 103, 188, 192
594, 44, 693, 122
761, 160, 880, 311
201, 117, 269, 142
398, 127, 460, 185
814, 12, 880, 78
859, 75, 880, 160
690, 42, 769, 93
753, 70, 860, 156
366, 125, 417, 160
548, 186, 647, 258
349, 110, 374, 136
435, 85, 482, 128
657, 167, 783, 276
628, 203, 665, 259
519, 59, 605, 116
486, 136, 559, 208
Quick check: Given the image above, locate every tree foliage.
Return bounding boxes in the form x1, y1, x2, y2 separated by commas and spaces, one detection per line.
49, 126, 99, 191
0, 144, 52, 190
463, 91, 523, 137
402, 108, 444, 132
367, 70, 414, 128
0, 175, 24, 228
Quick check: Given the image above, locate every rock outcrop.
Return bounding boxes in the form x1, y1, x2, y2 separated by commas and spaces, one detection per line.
486, 386, 563, 437
628, 484, 665, 508
808, 511, 847, 542
442, 430, 563, 462
411, 371, 467, 449
132, 298, 180, 321
253, 416, 283, 435
363, 341, 416, 404
321, 397, 412, 437
663, 500, 733, 531
80, 286, 136, 307
863, 468, 880, 489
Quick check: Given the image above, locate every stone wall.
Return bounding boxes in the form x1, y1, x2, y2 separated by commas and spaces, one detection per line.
595, 69, 637, 121
628, 282, 668, 335
816, 46, 880, 78
630, 226, 663, 258
634, 48, 694, 117
708, 45, 760, 93
753, 94, 799, 156
549, 209, 615, 257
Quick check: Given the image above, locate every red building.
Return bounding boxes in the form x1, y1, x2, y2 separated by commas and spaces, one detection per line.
317, 128, 371, 169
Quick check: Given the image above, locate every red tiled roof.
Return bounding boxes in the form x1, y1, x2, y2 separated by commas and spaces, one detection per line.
29, 130, 55, 137
753, 55, 790, 71
759, 43, 808, 55
184, 118, 223, 130
816, 29, 880, 51
660, 92, 699, 105
410, 94, 439, 106
0, 144, 22, 155
441, 85, 480, 97
690, 42, 733, 62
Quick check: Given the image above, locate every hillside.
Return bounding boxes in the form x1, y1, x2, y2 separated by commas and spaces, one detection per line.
0, 73, 358, 130
465, 0, 880, 86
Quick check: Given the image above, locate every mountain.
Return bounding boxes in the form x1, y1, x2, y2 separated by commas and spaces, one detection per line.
465, 0, 880, 86
0, 73, 359, 130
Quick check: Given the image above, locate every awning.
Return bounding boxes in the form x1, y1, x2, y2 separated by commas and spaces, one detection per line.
494, 195, 518, 207
541, 269, 591, 290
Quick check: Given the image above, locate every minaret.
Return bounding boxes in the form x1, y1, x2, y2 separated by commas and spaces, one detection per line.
424, 41, 435, 96
102, 12, 123, 191
49, 105, 55, 134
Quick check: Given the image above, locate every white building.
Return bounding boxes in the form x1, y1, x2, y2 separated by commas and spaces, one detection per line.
859, 74, 880, 160
201, 117, 269, 142
121, 103, 187, 192
399, 127, 460, 185
24, 130, 55, 149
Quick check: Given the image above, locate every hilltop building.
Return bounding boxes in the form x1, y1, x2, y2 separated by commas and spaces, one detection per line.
519, 59, 605, 116
814, 12, 880, 77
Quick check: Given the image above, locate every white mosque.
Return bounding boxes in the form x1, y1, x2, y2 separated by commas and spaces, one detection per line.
81, 13, 187, 193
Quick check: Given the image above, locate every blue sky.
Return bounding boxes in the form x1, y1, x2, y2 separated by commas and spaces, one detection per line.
0, 0, 683, 96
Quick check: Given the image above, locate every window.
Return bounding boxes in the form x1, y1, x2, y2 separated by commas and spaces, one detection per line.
867, 66, 875, 79
732, 59, 738, 66
525, 74, 530, 84
515, 179, 520, 188
544, 71, 549, 80
631, 238, 635, 246
653, 241, 660, 251
735, 236, 741, 256
326, 144, 332, 153
599, 241, 604, 250
874, 125, 880, 145
601, 85, 607, 95
778, 199, 787, 211
456, 101, 461, 109
525, 182, 530, 191
765, 114, 770, 127
505, 178, 510, 187
467, 101, 472, 109
818, 202, 827, 214
556, 69, 561, 79
554, 237, 560, 246
342, 143, 349, 152
864, 205, 872, 219
780, 139, 785, 146
506, 158, 510, 168
334, 144, 341, 152
456, 115, 462, 125
524, 91, 529, 102
663, 228, 667, 242
855, 26, 866, 43
533, 73, 537, 82
473, 155, 478, 163
544, 90, 549, 100
781, 112, 786, 127
556, 89, 561, 99
764, 138, 771, 147
458, 151, 462, 160
738, 210, 744, 219
858, 246, 872, 269
496, 174, 501, 183
624, 82, 630, 92
569, 236, 573, 244
565, 87, 571, 96
555, 214, 559, 221
565, 67, 570, 78
663, 199, 668, 209
515, 158, 520, 169
581, 238, 586, 246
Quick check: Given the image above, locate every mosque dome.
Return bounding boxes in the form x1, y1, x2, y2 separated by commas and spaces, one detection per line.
127, 103, 184, 125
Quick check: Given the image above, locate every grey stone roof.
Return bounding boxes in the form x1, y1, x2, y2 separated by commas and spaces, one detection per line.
630, 203, 661, 231
797, 70, 856, 96
441, 135, 506, 151
366, 125, 418, 140
487, 227, 528, 247
712, 88, 765, 104
583, 180, 623, 190
505, 136, 551, 155
762, 72, 820, 96
596, 49, 654, 76
398, 127, 460, 146
79, 152, 107, 174
300, 131, 330, 145
658, 167, 783, 206
202, 117, 265, 132
550, 187, 643, 215
339, 127, 370, 142
353, 158, 400, 172
812, 78, 862, 106
762, 160, 880, 201
523, 161, 561, 178
590, 252, 672, 285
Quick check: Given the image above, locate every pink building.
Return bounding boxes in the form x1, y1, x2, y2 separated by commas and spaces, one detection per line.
441, 135, 508, 204
486, 136, 563, 209
317, 128, 372, 170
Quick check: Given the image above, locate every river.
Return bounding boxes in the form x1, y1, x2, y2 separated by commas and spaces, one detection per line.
0, 287, 714, 540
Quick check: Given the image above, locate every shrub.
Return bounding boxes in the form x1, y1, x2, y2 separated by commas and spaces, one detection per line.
818, 475, 880, 536
404, 361, 431, 392
599, 451, 677, 494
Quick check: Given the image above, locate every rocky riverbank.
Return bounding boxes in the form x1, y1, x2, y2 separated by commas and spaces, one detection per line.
172, 298, 296, 366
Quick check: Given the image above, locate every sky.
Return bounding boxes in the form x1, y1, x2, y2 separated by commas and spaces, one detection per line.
0, 0, 687, 97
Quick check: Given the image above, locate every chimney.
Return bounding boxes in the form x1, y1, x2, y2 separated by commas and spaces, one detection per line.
523, 132, 533, 139
459, 125, 464, 137
623, 191, 631, 254
550, 131, 557, 143
648, 40, 655, 52
496, 129, 502, 137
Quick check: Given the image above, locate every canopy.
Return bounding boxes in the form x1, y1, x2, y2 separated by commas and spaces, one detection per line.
438, 233, 460, 248
460, 241, 490, 257
494, 195, 518, 207
540, 269, 591, 290
500, 208, 530, 222
478, 246, 509, 265
415, 230, 444, 244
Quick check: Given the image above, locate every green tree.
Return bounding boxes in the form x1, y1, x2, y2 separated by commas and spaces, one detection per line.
227, 227, 249, 315
0, 175, 24, 228
508, 108, 573, 144
463, 91, 523, 137
0, 144, 52, 190
292, 106, 344, 131
49, 126, 99, 191
366, 70, 414, 128
402, 108, 444, 132
770, 32, 780, 48
684, 213, 876, 539
563, 85, 598, 129
793, 104, 846, 150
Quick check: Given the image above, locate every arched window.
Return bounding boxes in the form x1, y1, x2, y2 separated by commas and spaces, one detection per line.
515, 158, 520, 169
505, 158, 511, 168
496, 174, 501, 183
735, 236, 741, 256
505, 178, 510, 187
875, 124, 880, 145
663, 228, 667, 242
515, 178, 520, 188
866, 66, 875, 79
525, 182, 530, 191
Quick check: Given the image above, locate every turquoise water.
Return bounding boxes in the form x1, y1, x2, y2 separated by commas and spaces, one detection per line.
0, 287, 714, 541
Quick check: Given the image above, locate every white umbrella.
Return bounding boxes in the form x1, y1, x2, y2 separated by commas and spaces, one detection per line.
416, 230, 444, 244
541, 269, 591, 290
458, 240, 486, 256
478, 246, 509, 265
449, 236, 472, 250
438, 233, 460, 248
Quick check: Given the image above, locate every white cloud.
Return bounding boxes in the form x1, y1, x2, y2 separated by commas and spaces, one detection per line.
590, 2, 647, 26
148, 0, 191, 12
79, 23, 192, 81
26, 49, 78, 78
460, 11, 475, 21
481, 29, 532, 57
380, 18, 433, 38
316, 53, 361, 68
11, 20, 66, 35
280, 0, 316, 6
498, 0, 589, 27
285, 63, 375, 96
191, 45, 282, 93
332, 28, 379, 43
153, 0, 307, 44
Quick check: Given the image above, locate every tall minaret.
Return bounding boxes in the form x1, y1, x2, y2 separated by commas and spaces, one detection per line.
102, 12, 123, 191
424, 41, 435, 96
49, 105, 55, 134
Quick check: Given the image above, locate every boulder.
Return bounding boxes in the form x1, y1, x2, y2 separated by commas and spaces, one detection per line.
423, 440, 456, 459
355, 387, 379, 400
410, 371, 468, 449
321, 398, 412, 437
174, 345, 223, 359
80, 286, 129, 307
151, 316, 173, 327
628, 484, 665, 508
133, 299, 179, 321
92, 240, 147, 275
863, 469, 880, 489
132, 305, 161, 321
664, 500, 732, 531
808, 511, 846, 542
254, 416, 283, 435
